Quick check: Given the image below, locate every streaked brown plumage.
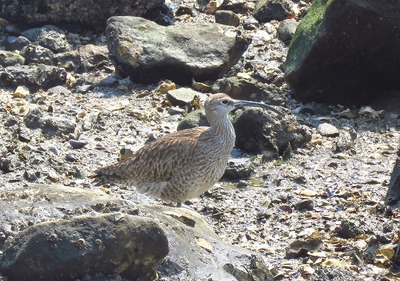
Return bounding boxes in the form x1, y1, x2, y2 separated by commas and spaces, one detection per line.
91, 93, 280, 204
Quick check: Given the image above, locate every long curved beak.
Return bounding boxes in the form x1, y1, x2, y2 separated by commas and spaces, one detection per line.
233, 100, 282, 115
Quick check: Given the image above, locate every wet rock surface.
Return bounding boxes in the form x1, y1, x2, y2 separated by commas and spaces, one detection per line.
0, 0, 400, 280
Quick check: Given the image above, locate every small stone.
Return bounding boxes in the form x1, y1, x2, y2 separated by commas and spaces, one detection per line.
277, 19, 298, 43
175, 5, 195, 17
236, 180, 248, 189
317, 123, 339, 137
69, 139, 88, 149
295, 199, 314, 211
12, 86, 30, 98
334, 220, 364, 239
65, 154, 78, 162
215, 10, 240, 27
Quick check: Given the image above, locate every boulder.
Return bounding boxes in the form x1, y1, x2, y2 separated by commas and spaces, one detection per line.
106, 16, 248, 84
285, 0, 400, 105
0, 214, 168, 281
0, 0, 163, 29
0, 184, 270, 281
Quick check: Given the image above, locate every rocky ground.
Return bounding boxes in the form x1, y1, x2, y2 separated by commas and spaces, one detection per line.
1, 0, 400, 280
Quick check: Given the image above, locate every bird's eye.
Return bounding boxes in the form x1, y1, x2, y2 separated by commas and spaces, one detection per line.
221, 99, 229, 105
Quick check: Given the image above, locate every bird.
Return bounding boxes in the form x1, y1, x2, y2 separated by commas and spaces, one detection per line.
91, 93, 281, 205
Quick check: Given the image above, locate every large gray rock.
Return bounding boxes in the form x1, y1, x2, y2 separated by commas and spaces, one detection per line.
0, 184, 270, 281
285, 0, 400, 105
0, 214, 168, 281
0, 0, 163, 29
106, 16, 248, 84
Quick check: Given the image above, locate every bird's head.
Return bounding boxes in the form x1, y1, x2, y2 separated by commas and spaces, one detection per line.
204, 93, 281, 117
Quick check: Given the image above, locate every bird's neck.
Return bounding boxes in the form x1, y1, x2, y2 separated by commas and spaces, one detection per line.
208, 114, 236, 150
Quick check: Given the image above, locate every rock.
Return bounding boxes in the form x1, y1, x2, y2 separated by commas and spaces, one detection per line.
384, 157, 400, 206
177, 109, 209, 131
295, 199, 314, 211
332, 126, 357, 152
21, 25, 70, 53
175, 5, 195, 17
212, 75, 286, 105
166, 88, 208, 106
0, 50, 25, 67
317, 123, 339, 137
24, 108, 76, 136
0, 184, 268, 281
106, 16, 248, 85
277, 18, 298, 43
233, 108, 312, 157
243, 16, 260, 30
4, 36, 31, 52
0, 0, 163, 29
78, 44, 110, 71
253, 0, 292, 23
285, 0, 400, 105
334, 220, 364, 239
143, 3, 175, 26
21, 44, 54, 65
0, 213, 168, 281
286, 238, 323, 258
215, 10, 241, 27
69, 139, 88, 149
223, 156, 254, 181
0, 65, 67, 90
47, 85, 71, 96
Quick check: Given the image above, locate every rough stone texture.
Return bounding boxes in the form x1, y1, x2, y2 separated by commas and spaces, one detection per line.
0, 184, 268, 281
253, 0, 292, 23
0, 213, 168, 281
0, 50, 25, 66
277, 18, 298, 43
0, 65, 67, 90
285, 0, 400, 105
21, 25, 71, 53
106, 16, 249, 85
385, 157, 400, 206
233, 108, 312, 157
0, 0, 163, 29
24, 107, 76, 136
166, 88, 208, 106
212, 75, 286, 106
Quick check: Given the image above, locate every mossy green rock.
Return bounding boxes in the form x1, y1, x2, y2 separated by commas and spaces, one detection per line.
285, 0, 400, 105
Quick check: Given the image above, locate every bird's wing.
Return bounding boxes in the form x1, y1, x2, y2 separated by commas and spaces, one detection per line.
94, 127, 207, 183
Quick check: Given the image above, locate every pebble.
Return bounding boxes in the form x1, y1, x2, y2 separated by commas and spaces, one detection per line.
69, 139, 88, 149
295, 199, 314, 211
317, 123, 339, 137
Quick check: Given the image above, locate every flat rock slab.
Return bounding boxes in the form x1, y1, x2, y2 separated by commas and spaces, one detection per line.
106, 16, 248, 84
0, 213, 168, 281
0, 0, 163, 29
0, 184, 269, 281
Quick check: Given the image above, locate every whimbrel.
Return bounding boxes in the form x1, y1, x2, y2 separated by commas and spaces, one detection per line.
92, 93, 280, 204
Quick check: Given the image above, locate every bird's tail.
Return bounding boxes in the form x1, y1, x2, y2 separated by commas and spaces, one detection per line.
89, 164, 125, 186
